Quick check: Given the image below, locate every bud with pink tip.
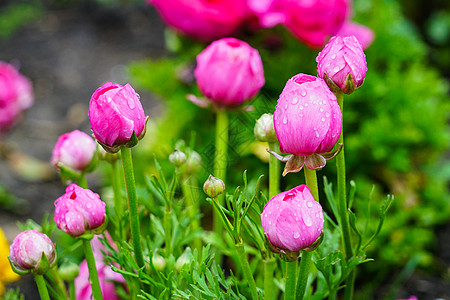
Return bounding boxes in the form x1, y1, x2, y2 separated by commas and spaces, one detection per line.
51, 130, 97, 173
88, 82, 147, 153
316, 35, 367, 94
261, 185, 323, 260
203, 175, 225, 198
9, 230, 56, 275
54, 184, 106, 237
0, 62, 34, 133
271, 74, 342, 175
194, 38, 265, 108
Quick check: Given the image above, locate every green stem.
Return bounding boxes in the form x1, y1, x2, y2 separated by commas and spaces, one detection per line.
164, 205, 172, 255
264, 257, 276, 300
182, 176, 201, 250
69, 280, 75, 300
121, 147, 145, 269
111, 161, 122, 219
335, 92, 354, 300
268, 142, 281, 198
295, 251, 313, 300
304, 168, 318, 202
82, 239, 104, 300
49, 267, 67, 299
78, 172, 88, 189
34, 274, 50, 300
285, 260, 297, 300
235, 242, 259, 300
214, 110, 228, 233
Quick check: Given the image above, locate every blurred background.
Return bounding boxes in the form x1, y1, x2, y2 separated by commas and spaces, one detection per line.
0, 0, 449, 299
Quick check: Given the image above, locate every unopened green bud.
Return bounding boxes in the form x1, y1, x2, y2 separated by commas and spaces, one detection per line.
184, 151, 202, 174
58, 261, 79, 281
169, 149, 187, 167
254, 113, 277, 143
175, 247, 193, 272
152, 252, 166, 272
203, 175, 225, 198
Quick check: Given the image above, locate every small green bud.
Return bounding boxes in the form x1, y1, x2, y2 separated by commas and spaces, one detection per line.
175, 247, 193, 272
58, 261, 80, 281
152, 252, 166, 272
254, 113, 277, 143
184, 151, 202, 175
203, 175, 225, 198
169, 149, 187, 167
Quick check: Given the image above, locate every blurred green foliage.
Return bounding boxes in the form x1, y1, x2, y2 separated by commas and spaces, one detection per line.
128, 0, 450, 292
0, 1, 43, 40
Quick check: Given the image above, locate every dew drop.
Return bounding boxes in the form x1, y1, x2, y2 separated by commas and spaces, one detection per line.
300, 90, 307, 97
294, 232, 300, 239
291, 97, 299, 105
304, 103, 308, 107
284, 103, 288, 109
316, 132, 320, 138
282, 116, 288, 124
319, 108, 324, 112
331, 54, 336, 59
299, 113, 303, 117
269, 221, 272, 225
325, 112, 331, 117
299, 105, 304, 110
333, 66, 340, 73
307, 201, 313, 208
127, 97, 136, 109
303, 213, 312, 227
321, 117, 326, 122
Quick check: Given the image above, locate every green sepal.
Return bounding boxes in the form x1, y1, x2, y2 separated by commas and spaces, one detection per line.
77, 232, 94, 241
8, 257, 30, 275
96, 139, 121, 153
124, 131, 139, 148
323, 72, 342, 94
342, 73, 356, 94
58, 164, 81, 183
304, 153, 326, 170
302, 231, 325, 252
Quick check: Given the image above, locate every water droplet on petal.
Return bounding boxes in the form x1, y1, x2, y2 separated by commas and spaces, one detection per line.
333, 66, 340, 73
282, 116, 288, 124
326, 112, 331, 117
307, 201, 313, 208
300, 90, 307, 97
303, 213, 312, 227
127, 97, 136, 109
291, 97, 299, 105
299, 105, 304, 110
320, 108, 324, 112
331, 54, 336, 59
321, 117, 326, 122
294, 232, 300, 239
316, 132, 320, 138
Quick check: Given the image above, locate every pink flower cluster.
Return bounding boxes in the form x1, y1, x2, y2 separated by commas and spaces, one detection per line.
0, 62, 34, 133
148, 0, 374, 49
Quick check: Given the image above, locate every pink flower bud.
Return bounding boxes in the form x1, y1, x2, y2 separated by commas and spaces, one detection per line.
0, 62, 34, 133
9, 230, 56, 275
148, 0, 250, 42
316, 35, 367, 94
261, 185, 323, 255
88, 82, 147, 152
274, 74, 342, 157
194, 38, 265, 108
54, 184, 106, 237
51, 130, 97, 172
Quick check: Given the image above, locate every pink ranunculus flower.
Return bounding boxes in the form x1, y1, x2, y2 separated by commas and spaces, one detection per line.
51, 130, 97, 173
75, 234, 125, 300
148, 0, 250, 42
54, 184, 106, 237
0, 62, 34, 133
336, 21, 375, 49
271, 74, 342, 175
261, 185, 324, 260
316, 35, 368, 94
194, 37, 265, 108
9, 230, 56, 275
88, 82, 147, 153
248, 0, 350, 48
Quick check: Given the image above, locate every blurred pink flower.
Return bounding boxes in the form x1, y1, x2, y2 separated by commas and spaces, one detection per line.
336, 21, 375, 49
261, 185, 323, 255
148, 0, 250, 41
0, 62, 33, 133
194, 37, 265, 108
51, 130, 97, 173
9, 230, 56, 274
54, 184, 106, 237
88, 82, 146, 153
316, 35, 367, 94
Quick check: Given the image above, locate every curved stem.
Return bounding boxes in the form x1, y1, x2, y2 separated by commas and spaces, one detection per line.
82, 239, 103, 300
34, 274, 50, 300
285, 260, 297, 300
235, 242, 259, 300
335, 92, 354, 300
264, 256, 276, 300
121, 147, 145, 269
295, 251, 313, 300
268, 142, 280, 199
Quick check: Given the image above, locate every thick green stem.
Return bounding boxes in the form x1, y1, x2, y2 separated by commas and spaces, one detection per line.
111, 161, 122, 218
164, 205, 172, 255
235, 242, 259, 300
121, 147, 145, 269
214, 110, 228, 233
285, 260, 297, 300
295, 251, 313, 299
49, 267, 68, 299
78, 173, 88, 189
82, 239, 104, 300
335, 92, 354, 300
264, 257, 276, 300
268, 142, 280, 198
294, 168, 318, 299
69, 280, 75, 300
34, 274, 50, 300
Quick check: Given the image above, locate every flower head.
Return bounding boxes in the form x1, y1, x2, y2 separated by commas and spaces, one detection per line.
9, 230, 56, 275
54, 184, 106, 237
88, 82, 147, 153
316, 35, 367, 94
0, 62, 34, 133
148, 0, 250, 41
261, 185, 323, 259
194, 37, 265, 108
51, 130, 97, 173
274, 74, 342, 157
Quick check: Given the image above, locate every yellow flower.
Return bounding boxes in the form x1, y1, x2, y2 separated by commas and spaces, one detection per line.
0, 228, 20, 296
